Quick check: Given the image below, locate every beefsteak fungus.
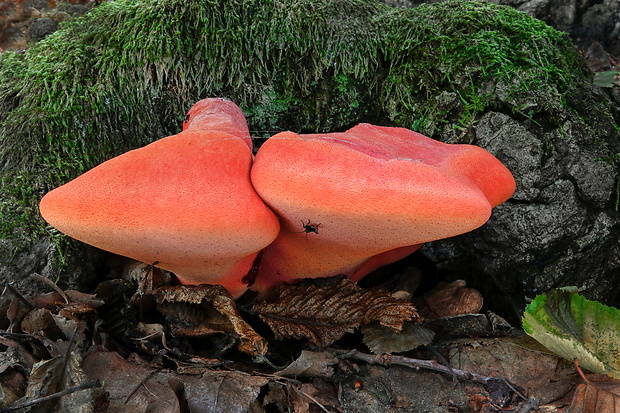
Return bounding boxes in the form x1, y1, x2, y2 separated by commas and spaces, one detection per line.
250, 123, 515, 292
40, 98, 280, 298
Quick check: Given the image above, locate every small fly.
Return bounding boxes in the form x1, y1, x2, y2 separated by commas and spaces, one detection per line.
297, 219, 321, 239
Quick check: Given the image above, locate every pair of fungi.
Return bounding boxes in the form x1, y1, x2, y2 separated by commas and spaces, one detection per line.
40, 98, 516, 298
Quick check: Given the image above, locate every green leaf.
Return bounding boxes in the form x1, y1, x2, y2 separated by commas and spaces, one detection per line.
522, 288, 620, 379
593, 71, 620, 88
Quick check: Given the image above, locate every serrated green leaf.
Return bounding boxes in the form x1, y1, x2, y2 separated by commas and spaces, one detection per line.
522, 288, 620, 379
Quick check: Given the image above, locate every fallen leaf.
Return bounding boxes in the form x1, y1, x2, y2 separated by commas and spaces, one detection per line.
389, 267, 422, 301
181, 370, 269, 413
447, 335, 577, 403
466, 387, 495, 412
120, 259, 172, 294
127, 322, 170, 352
571, 374, 620, 413
82, 350, 180, 413
0, 336, 37, 373
362, 321, 434, 355
20, 308, 59, 338
413, 280, 483, 319
57, 301, 99, 321
424, 311, 512, 341
5, 294, 32, 333
23, 350, 93, 413
522, 288, 620, 379
64, 291, 105, 308
339, 364, 471, 411
0, 368, 27, 408
277, 350, 338, 379
172, 355, 223, 375
593, 71, 620, 88
51, 314, 89, 346
255, 278, 419, 347
289, 380, 340, 413
261, 382, 289, 412
155, 284, 267, 357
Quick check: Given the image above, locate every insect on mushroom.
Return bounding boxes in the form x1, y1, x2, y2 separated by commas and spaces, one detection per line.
295, 219, 322, 240
299, 219, 321, 235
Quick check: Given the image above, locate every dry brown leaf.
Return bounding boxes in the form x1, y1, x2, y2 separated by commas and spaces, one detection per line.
57, 302, 99, 321
261, 382, 289, 412
339, 363, 471, 411
181, 370, 269, 413
254, 278, 419, 347
155, 284, 267, 357
414, 280, 483, 319
0, 336, 38, 373
448, 335, 577, 404
277, 350, 338, 379
51, 315, 89, 347
5, 294, 32, 333
83, 350, 179, 413
288, 380, 340, 413
362, 321, 434, 355
127, 322, 171, 353
119, 259, 172, 295
20, 308, 58, 336
23, 350, 93, 413
19, 302, 92, 350
571, 374, 620, 413
173, 355, 223, 374
0, 368, 27, 408
64, 291, 105, 308
425, 312, 512, 341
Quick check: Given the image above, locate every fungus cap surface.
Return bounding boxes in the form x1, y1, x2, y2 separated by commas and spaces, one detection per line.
40, 99, 280, 297
250, 124, 515, 290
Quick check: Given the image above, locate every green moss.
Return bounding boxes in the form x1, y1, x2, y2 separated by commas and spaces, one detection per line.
380, 1, 590, 135
0, 0, 386, 178
0, 0, 616, 245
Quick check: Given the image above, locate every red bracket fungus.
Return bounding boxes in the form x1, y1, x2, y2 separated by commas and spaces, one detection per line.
250, 123, 516, 293
39, 98, 280, 298
40, 98, 516, 298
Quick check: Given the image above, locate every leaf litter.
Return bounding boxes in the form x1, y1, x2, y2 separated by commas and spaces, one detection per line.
0, 263, 595, 412
254, 277, 420, 347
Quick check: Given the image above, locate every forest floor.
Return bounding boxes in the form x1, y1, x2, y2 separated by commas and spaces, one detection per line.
1, 1, 620, 412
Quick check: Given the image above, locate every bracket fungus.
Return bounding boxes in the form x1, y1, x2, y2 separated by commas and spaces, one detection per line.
40, 98, 280, 298
250, 123, 516, 293
40, 98, 515, 299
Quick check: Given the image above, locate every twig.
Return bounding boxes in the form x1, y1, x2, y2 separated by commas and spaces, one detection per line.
0, 330, 37, 340
123, 369, 160, 405
426, 346, 461, 387
30, 273, 70, 303
574, 359, 590, 384
516, 397, 539, 413
332, 348, 493, 385
291, 384, 330, 412
499, 377, 527, 401
3, 283, 35, 309
0, 380, 101, 412
58, 327, 79, 387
